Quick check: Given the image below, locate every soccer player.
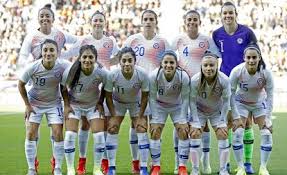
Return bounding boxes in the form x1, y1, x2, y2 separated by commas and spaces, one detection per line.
122, 9, 170, 173
171, 10, 220, 174
61, 11, 119, 174
149, 51, 190, 175
104, 47, 150, 175
212, 2, 257, 173
18, 4, 77, 173
230, 44, 273, 175
18, 39, 71, 175
189, 51, 230, 175
62, 45, 108, 175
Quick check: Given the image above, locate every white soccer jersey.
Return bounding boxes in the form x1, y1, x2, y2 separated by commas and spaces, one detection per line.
105, 66, 149, 103
149, 68, 190, 115
61, 35, 119, 69
171, 33, 220, 77
123, 33, 170, 73
190, 71, 230, 128
19, 28, 77, 62
62, 65, 108, 109
229, 63, 274, 116
19, 59, 71, 107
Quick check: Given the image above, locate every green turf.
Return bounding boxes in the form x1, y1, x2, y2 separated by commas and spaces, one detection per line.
0, 112, 286, 174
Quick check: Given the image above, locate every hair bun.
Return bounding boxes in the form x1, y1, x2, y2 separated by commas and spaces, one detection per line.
44, 3, 52, 8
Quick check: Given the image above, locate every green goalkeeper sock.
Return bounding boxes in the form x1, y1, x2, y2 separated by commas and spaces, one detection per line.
243, 128, 254, 163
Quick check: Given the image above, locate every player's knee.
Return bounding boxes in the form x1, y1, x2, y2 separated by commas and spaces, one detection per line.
108, 124, 120, 134
216, 128, 228, 140
81, 119, 90, 130
260, 128, 273, 146
150, 126, 162, 140
53, 128, 63, 142
136, 123, 147, 133
27, 129, 37, 140
203, 122, 210, 132
233, 127, 244, 145
176, 125, 189, 140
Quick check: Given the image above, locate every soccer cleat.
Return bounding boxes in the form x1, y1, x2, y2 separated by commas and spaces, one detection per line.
131, 160, 140, 174
219, 169, 230, 175
34, 157, 39, 173
77, 158, 87, 175
50, 157, 55, 174
67, 168, 76, 175
259, 166, 270, 175
54, 168, 62, 175
26, 169, 37, 175
101, 159, 109, 174
93, 166, 104, 175
140, 166, 148, 175
190, 168, 200, 175
226, 162, 231, 174
150, 165, 160, 175
178, 166, 188, 175
200, 156, 211, 174
235, 167, 246, 175
173, 166, 178, 174
107, 166, 116, 175
244, 163, 255, 174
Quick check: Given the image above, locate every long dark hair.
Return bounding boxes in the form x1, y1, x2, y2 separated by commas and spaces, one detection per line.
67, 45, 98, 89
243, 43, 266, 72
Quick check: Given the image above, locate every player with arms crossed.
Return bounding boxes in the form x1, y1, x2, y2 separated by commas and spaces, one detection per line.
18, 39, 71, 175
149, 51, 190, 175
122, 9, 170, 173
61, 10, 119, 174
212, 2, 257, 173
104, 47, 150, 175
189, 52, 230, 175
171, 10, 220, 174
230, 44, 273, 175
62, 45, 108, 175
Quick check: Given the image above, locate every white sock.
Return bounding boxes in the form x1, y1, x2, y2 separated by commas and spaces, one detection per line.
106, 133, 118, 167
260, 129, 273, 167
25, 139, 37, 170
64, 131, 77, 170
78, 129, 89, 158
137, 132, 149, 167
190, 139, 201, 170
232, 128, 244, 168
54, 141, 64, 169
201, 131, 211, 167
93, 132, 106, 168
173, 128, 179, 169
150, 139, 161, 166
218, 139, 229, 171
50, 127, 54, 157
103, 131, 108, 160
129, 128, 139, 160
178, 139, 190, 166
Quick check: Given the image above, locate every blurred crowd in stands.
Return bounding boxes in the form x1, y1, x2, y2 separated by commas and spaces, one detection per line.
0, 0, 286, 80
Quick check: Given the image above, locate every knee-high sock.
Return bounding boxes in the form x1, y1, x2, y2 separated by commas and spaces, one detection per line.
106, 133, 118, 167
260, 129, 272, 167
93, 132, 106, 168
173, 128, 179, 169
54, 141, 64, 169
129, 127, 139, 160
25, 139, 37, 170
64, 131, 77, 170
201, 131, 211, 167
244, 128, 254, 163
150, 139, 161, 166
78, 129, 89, 158
103, 131, 108, 160
190, 139, 201, 171
233, 128, 244, 168
178, 139, 189, 166
137, 132, 149, 167
218, 139, 229, 171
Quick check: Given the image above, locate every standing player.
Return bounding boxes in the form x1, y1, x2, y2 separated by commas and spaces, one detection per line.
18, 39, 70, 175
149, 51, 190, 175
18, 4, 77, 173
212, 2, 257, 173
189, 52, 230, 175
62, 45, 108, 175
230, 44, 273, 175
104, 47, 150, 175
61, 11, 119, 174
122, 9, 170, 173
171, 10, 220, 174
